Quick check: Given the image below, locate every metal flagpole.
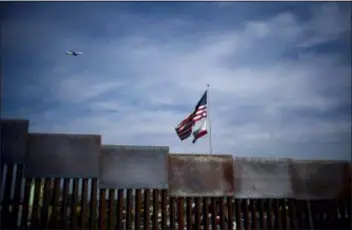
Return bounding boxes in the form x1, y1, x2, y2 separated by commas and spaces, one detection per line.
207, 84, 213, 155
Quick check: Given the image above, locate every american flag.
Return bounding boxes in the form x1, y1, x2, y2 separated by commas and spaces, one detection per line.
175, 114, 194, 140
175, 90, 207, 141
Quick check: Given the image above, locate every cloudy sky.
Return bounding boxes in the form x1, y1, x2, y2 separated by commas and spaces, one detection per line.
1, 2, 351, 160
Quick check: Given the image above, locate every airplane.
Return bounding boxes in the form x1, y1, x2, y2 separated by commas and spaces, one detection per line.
65, 50, 83, 56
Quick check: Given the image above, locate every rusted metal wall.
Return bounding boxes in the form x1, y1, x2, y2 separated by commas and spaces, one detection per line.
290, 160, 350, 199
0, 119, 29, 164
169, 154, 234, 197
1, 117, 351, 229
233, 157, 294, 198
99, 145, 169, 189
24, 133, 101, 178
1, 166, 351, 230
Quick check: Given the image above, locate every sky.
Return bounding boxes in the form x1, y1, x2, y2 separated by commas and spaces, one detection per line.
1, 2, 351, 160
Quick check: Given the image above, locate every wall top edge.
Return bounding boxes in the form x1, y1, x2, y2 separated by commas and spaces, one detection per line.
1, 118, 29, 123
28, 132, 101, 137
103, 144, 169, 149
170, 153, 232, 157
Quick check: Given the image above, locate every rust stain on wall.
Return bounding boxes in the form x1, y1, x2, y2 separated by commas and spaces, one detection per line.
169, 154, 234, 197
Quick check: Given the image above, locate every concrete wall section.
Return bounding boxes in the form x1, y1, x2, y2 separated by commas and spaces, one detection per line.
290, 160, 349, 199
1, 119, 29, 164
233, 157, 294, 198
99, 145, 169, 189
24, 133, 101, 178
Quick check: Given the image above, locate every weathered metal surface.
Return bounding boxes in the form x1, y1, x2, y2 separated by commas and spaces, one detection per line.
290, 160, 350, 199
0, 119, 29, 164
233, 157, 294, 198
168, 154, 234, 197
99, 145, 169, 189
24, 133, 101, 178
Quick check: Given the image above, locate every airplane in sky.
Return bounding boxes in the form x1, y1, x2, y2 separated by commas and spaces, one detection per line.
65, 50, 83, 56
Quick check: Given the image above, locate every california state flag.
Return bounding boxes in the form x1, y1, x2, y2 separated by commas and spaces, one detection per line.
192, 118, 208, 143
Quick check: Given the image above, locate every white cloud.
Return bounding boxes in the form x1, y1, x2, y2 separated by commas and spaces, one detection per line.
2, 3, 351, 160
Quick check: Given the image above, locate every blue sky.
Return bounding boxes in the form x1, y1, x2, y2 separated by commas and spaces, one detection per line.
1, 2, 351, 160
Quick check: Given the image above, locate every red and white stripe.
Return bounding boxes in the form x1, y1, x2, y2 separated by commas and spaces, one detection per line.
192, 105, 207, 122
175, 114, 194, 140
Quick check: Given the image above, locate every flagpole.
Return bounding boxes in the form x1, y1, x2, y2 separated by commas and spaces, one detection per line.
207, 84, 213, 155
